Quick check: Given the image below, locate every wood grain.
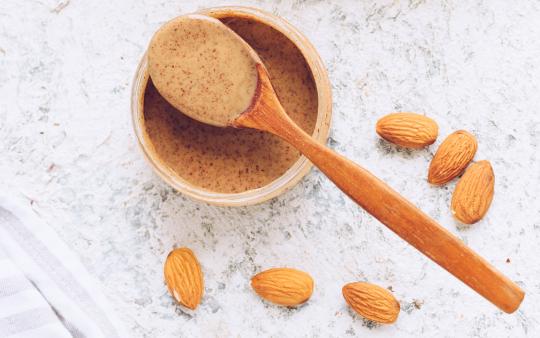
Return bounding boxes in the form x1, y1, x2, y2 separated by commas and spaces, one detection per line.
234, 64, 524, 313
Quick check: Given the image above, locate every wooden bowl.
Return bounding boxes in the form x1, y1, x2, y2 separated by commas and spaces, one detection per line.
131, 6, 332, 206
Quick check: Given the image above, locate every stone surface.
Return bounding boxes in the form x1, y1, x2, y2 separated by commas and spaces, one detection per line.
1, 0, 539, 337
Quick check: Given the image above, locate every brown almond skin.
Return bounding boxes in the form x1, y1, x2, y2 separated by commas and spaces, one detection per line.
428, 130, 478, 185
342, 282, 400, 324
451, 160, 495, 224
251, 268, 314, 306
164, 248, 204, 310
376, 112, 438, 148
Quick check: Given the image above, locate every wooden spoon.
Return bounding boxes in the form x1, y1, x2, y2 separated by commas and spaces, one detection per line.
148, 15, 524, 313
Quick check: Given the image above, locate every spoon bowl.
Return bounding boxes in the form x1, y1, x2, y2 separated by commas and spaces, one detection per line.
148, 14, 261, 127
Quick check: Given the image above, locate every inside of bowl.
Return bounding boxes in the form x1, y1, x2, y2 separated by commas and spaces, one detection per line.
138, 12, 320, 195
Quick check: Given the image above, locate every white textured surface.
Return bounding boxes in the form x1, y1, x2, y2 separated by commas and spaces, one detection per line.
1, 0, 539, 337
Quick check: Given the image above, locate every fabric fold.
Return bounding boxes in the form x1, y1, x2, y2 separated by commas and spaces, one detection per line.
0, 190, 126, 338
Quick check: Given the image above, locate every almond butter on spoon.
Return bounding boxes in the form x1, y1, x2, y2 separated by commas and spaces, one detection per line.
148, 15, 524, 313
148, 14, 260, 127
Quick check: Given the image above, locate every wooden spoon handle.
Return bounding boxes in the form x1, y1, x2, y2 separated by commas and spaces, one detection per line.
239, 104, 524, 313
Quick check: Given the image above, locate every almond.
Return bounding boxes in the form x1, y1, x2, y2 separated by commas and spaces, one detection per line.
251, 268, 314, 306
451, 160, 495, 224
342, 282, 400, 324
428, 130, 478, 185
376, 112, 438, 148
164, 247, 204, 310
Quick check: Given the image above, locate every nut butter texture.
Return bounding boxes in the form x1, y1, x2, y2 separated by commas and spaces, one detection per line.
141, 16, 318, 193
148, 15, 260, 127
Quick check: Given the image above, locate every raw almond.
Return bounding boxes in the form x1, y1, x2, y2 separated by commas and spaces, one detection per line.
164, 247, 204, 310
251, 268, 314, 306
428, 130, 478, 185
342, 282, 400, 324
376, 112, 438, 148
451, 160, 495, 224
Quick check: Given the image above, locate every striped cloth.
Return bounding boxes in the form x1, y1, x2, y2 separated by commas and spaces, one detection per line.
0, 192, 125, 337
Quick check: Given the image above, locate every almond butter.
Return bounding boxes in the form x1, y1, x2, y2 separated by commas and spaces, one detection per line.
251, 268, 314, 306
342, 282, 400, 324
164, 247, 204, 310
428, 130, 478, 185
376, 112, 438, 148
451, 160, 495, 224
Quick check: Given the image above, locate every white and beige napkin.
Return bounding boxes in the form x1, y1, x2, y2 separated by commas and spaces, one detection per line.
0, 191, 126, 337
